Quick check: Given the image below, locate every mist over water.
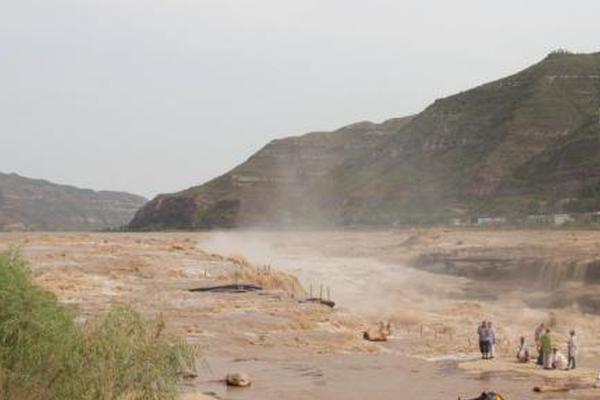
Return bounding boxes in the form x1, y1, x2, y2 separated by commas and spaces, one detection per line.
199, 230, 467, 316
198, 230, 599, 355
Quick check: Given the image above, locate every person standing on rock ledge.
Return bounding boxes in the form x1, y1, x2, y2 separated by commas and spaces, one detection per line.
477, 320, 487, 359
567, 330, 578, 370
489, 321, 497, 359
477, 321, 487, 359
477, 321, 493, 360
534, 323, 545, 365
541, 329, 553, 369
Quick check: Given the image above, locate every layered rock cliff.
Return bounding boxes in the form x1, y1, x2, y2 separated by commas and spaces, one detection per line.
130, 51, 600, 229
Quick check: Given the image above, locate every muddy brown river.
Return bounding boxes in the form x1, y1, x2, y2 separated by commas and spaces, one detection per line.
197, 230, 600, 399
195, 354, 545, 400
3, 230, 600, 399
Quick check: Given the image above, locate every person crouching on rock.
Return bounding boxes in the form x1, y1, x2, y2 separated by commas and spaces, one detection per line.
552, 347, 568, 370
516, 336, 530, 363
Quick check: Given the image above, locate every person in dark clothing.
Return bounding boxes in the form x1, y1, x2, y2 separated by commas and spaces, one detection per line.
461, 391, 504, 400
480, 321, 493, 360
516, 336, 530, 362
567, 330, 578, 370
477, 320, 487, 359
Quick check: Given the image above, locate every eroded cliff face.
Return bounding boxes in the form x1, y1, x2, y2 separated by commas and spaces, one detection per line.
130, 52, 600, 230
0, 172, 146, 231
129, 117, 414, 229
416, 251, 600, 290
406, 229, 600, 314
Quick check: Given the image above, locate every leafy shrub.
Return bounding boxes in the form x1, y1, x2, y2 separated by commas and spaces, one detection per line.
0, 251, 196, 400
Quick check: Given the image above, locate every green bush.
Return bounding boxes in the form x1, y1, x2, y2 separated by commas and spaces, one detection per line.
0, 251, 196, 400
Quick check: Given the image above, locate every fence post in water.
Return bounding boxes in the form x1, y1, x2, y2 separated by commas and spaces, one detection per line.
310, 284, 313, 298
327, 287, 331, 302
319, 284, 323, 300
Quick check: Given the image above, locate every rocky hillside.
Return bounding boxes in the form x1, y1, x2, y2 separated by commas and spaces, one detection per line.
0, 172, 146, 231
130, 51, 600, 229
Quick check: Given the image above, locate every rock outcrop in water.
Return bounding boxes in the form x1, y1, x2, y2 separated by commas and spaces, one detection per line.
0, 172, 146, 231
130, 51, 600, 229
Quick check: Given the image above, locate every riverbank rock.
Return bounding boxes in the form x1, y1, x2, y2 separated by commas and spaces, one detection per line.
226, 372, 252, 387
363, 321, 392, 342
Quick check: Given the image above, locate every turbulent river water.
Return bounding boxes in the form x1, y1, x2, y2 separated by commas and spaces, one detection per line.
4, 230, 598, 399
197, 231, 597, 400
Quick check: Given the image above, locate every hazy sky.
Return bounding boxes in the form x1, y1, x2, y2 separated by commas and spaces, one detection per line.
1, 0, 599, 198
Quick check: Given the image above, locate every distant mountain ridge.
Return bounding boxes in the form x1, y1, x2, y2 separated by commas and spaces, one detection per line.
130, 51, 600, 229
0, 172, 146, 231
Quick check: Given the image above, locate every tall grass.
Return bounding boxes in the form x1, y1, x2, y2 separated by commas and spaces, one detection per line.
0, 251, 196, 400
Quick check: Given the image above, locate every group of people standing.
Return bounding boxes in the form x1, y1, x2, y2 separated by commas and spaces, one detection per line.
477, 320, 578, 370
530, 323, 578, 370
477, 320, 496, 359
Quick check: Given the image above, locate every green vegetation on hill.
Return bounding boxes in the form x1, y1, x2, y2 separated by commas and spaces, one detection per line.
0, 251, 195, 400
130, 51, 600, 229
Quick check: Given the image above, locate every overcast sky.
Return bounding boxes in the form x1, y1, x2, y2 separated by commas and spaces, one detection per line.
1, 0, 599, 198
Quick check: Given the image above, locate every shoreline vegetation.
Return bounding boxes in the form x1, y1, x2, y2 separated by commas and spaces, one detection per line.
0, 250, 196, 400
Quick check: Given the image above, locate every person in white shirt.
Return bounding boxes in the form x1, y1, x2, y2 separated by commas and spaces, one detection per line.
552, 348, 568, 370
